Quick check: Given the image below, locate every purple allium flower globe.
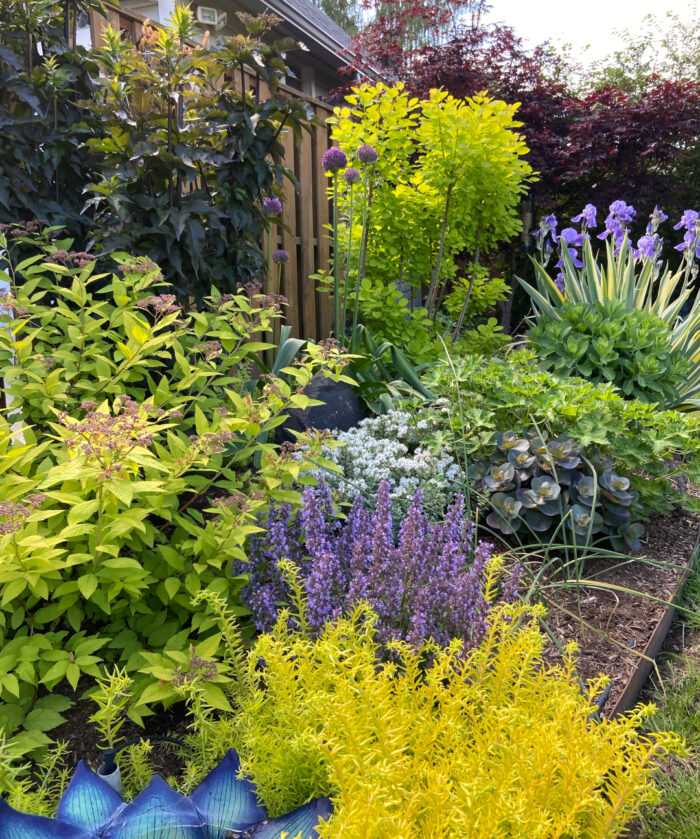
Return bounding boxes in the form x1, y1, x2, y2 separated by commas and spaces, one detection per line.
262, 196, 283, 216
356, 143, 378, 164
272, 249, 290, 264
344, 167, 361, 185
321, 147, 348, 173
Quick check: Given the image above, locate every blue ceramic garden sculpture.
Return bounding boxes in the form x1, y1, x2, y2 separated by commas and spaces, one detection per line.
0, 749, 332, 839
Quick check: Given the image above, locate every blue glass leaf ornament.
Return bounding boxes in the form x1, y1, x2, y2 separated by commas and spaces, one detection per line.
249, 798, 333, 839
101, 775, 206, 839
0, 797, 96, 839
56, 760, 125, 836
189, 748, 267, 839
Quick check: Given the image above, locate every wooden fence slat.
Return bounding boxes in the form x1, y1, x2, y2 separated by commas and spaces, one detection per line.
297, 135, 317, 339
280, 128, 300, 337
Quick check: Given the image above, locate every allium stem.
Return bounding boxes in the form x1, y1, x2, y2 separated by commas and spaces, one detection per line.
352, 173, 372, 334
273, 263, 283, 349
341, 186, 354, 338
332, 175, 341, 339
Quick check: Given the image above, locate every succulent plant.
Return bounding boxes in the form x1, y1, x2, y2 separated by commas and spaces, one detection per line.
0, 749, 331, 839
470, 430, 644, 550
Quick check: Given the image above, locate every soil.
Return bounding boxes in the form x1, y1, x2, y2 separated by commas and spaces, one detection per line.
538, 505, 700, 716
50, 685, 190, 780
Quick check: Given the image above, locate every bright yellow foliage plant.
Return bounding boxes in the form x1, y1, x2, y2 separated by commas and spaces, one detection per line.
191, 591, 681, 838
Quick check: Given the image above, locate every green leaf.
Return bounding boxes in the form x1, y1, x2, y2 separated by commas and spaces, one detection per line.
163, 578, 180, 600
77, 574, 98, 600
202, 682, 232, 711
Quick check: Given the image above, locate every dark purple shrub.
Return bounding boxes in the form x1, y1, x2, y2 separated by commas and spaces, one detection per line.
236, 479, 521, 649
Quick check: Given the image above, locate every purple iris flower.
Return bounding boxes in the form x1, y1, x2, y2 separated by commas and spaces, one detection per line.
571, 204, 597, 229
556, 227, 584, 268
646, 205, 668, 234
633, 234, 659, 260
673, 209, 699, 232
598, 200, 636, 254
554, 273, 565, 293
543, 213, 558, 242
608, 200, 636, 224
674, 230, 700, 259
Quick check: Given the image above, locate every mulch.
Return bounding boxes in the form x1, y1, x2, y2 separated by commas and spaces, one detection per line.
538, 505, 700, 716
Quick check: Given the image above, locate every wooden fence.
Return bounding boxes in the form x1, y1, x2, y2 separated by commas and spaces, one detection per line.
90, 7, 335, 339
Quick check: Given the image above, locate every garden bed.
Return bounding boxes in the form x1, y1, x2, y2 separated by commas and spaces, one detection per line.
45, 509, 700, 783
540, 506, 700, 716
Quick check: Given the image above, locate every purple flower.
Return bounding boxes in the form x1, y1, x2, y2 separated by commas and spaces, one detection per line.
554, 273, 565, 293
321, 147, 348, 173
673, 209, 699, 232
344, 167, 361, 185
646, 206, 668, 234
543, 213, 558, 241
674, 230, 700, 259
262, 196, 283, 216
571, 204, 597, 229
633, 234, 660, 260
598, 200, 636, 254
235, 478, 512, 651
272, 249, 289, 264
608, 200, 636, 224
356, 144, 378, 164
559, 227, 583, 247
556, 227, 584, 268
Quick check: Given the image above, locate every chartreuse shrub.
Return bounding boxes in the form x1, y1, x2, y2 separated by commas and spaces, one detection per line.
324, 82, 530, 358
528, 300, 689, 405
423, 350, 700, 516
0, 229, 349, 753
173, 591, 679, 838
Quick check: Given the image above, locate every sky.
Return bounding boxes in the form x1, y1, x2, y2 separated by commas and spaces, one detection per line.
483, 0, 691, 66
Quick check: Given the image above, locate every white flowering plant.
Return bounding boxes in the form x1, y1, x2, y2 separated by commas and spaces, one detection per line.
316, 410, 466, 520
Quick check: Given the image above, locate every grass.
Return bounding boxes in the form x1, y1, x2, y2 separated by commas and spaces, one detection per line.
631, 551, 700, 839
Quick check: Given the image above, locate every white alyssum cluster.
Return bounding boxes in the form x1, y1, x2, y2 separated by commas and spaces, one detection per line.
318, 411, 465, 520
